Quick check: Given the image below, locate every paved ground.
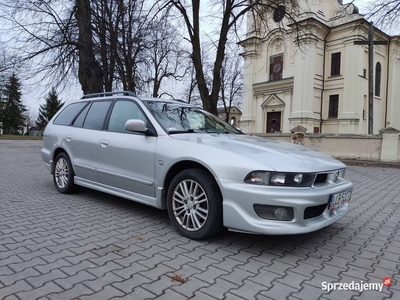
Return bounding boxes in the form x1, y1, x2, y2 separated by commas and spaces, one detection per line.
0, 140, 399, 300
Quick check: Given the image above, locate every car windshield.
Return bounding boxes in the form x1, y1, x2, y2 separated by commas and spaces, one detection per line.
143, 101, 242, 134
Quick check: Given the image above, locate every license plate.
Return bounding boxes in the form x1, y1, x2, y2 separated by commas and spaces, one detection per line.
329, 190, 352, 210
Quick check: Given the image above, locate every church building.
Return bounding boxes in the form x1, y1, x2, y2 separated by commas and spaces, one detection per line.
239, 0, 400, 134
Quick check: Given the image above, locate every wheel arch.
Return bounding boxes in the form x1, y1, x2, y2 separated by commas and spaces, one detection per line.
162, 160, 223, 208
52, 147, 76, 174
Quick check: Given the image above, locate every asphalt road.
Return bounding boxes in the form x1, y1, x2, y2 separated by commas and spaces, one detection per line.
0, 140, 399, 300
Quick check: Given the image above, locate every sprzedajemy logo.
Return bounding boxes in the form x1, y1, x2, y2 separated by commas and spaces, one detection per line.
321, 281, 384, 293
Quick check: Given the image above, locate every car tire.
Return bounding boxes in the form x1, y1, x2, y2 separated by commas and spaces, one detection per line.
167, 168, 223, 240
53, 152, 79, 194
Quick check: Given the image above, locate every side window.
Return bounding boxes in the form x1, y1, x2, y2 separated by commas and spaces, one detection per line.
107, 100, 146, 133
72, 104, 90, 127
83, 101, 112, 130
53, 102, 87, 126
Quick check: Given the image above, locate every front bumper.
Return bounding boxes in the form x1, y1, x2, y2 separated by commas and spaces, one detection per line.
220, 178, 353, 235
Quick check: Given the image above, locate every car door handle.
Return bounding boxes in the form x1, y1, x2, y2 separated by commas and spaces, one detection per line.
100, 139, 109, 147
66, 135, 72, 141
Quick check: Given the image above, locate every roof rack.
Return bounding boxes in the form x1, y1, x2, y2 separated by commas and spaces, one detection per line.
81, 91, 136, 99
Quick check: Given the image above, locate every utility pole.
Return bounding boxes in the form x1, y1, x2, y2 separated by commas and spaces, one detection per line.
354, 22, 387, 134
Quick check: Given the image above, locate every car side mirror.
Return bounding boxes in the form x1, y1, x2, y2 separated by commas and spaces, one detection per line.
124, 119, 156, 136
125, 119, 147, 132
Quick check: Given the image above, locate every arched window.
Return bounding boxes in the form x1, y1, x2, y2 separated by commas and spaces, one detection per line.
375, 62, 381, 97
268, 38, 284, 81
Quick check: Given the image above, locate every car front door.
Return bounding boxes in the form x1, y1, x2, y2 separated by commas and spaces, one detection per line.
97, 99, 157, 198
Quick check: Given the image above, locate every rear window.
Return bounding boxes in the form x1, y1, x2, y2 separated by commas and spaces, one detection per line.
53, 102, 88, 126
72, 104, 90, 127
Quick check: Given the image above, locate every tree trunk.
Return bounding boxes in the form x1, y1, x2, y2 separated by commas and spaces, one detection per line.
76, 0, 103, 94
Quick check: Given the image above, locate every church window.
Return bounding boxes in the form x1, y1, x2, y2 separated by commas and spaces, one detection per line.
328, 95, 339, 118
375, 62, 381, 97
331, 52, 341, 76
269, 55, 283, 81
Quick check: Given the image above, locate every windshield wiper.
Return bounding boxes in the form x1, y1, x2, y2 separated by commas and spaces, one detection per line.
197, 128, 224, 134
169, 128, 230, 134
169, 129, 196, 134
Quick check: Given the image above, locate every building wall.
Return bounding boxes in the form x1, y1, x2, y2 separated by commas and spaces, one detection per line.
386, 39, 400, 130
240, 0, 400, 135
251, 133, 400, 162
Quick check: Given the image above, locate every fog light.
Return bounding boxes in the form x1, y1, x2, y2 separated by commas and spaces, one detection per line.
274, 207, 287, 218
253, 204, 294, 221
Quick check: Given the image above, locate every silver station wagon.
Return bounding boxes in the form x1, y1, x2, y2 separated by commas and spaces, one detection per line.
41, 91, 353, 240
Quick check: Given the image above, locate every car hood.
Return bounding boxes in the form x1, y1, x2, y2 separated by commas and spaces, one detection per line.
170, 133, 345, 172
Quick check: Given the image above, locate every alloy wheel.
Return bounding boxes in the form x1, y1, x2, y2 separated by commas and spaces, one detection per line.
55, 157, 69, 189
172, 179, 209, 231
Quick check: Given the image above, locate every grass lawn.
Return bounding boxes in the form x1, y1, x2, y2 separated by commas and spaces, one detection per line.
0, 135, 43, 140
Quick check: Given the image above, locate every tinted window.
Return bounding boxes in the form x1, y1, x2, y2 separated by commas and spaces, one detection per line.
83, 101, 112, 130
108, 100, 146, 133
72, 103, 90, 127
53, 102, 87, 126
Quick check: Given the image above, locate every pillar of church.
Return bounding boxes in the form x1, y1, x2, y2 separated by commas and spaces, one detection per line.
386, 40, 400, 131
291, 39, 319, 132
239, 42, 258, 133
340, 40, 362, 133
282, 90, 292, 132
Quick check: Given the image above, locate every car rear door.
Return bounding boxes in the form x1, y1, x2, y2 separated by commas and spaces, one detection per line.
97, 99, 157, 198
67, 100, 113, 182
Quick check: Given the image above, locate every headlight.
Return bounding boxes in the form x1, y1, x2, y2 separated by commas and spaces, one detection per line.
244, 171, 270, 185
244, 171, 315, 187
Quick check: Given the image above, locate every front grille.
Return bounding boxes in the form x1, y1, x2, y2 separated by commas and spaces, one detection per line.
304, 203, 327, 220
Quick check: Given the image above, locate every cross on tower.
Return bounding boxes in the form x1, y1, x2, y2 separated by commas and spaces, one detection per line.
354, 22, 387, 134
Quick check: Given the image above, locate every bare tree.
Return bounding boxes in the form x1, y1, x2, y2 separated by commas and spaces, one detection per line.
184, 63, 199, 103
2, 0, 191, 96
1, 0, 102, 94
363, 0, 400, 32
155, 0, 299, 115
219, 46, 243, 123
0, 1, 79, 89
111, 0, 151, 93
91, 0, 120, 91
76, 0, 103, 93
144, 16, 190, 98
